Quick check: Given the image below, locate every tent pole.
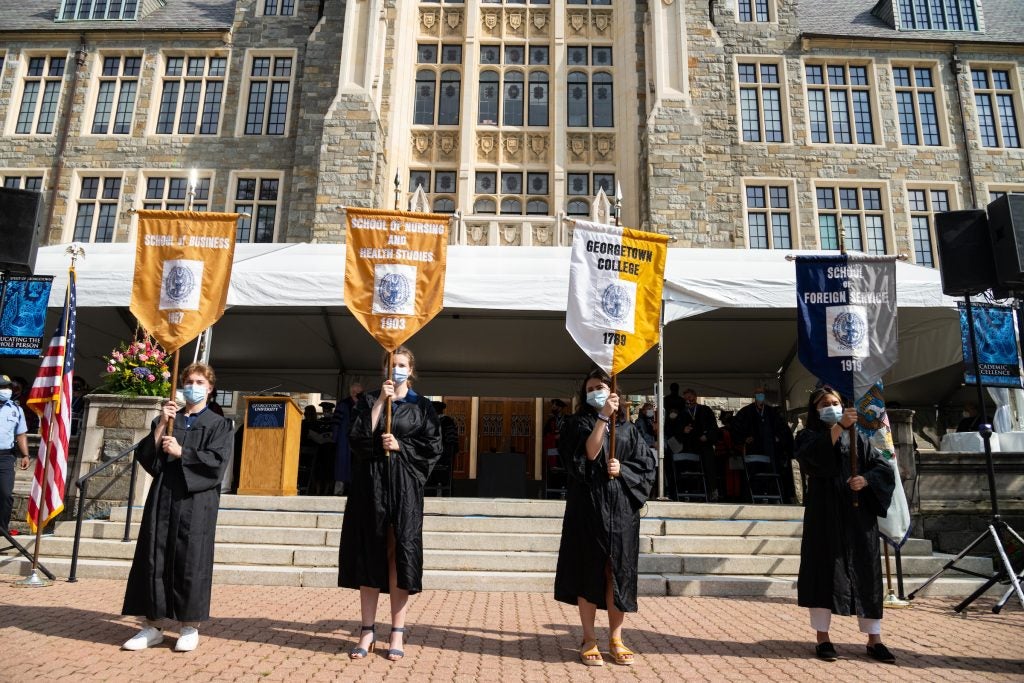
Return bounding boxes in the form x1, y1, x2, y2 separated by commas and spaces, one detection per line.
656, 305, 666, 500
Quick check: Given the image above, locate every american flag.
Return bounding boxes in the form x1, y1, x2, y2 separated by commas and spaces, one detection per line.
26, 269, 76, 533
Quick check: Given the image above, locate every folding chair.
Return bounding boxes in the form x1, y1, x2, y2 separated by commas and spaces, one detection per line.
669, 452, 708, 502
743, 452, 784, 504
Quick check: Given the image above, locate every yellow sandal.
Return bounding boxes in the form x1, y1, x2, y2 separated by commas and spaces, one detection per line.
609, 637, 635, 666
579, 640, 604, 666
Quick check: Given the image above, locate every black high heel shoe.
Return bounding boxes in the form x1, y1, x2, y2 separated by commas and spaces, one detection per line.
386, 627, 406, 661
349, 625, 375, 659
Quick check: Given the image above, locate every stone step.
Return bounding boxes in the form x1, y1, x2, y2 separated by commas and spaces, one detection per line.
212, 495, 806, 522
652, 535, 933, 556
17, 534, 971, 580
676, 553, 993, 576
0, 556, 995, 599
664, 574, 998, 599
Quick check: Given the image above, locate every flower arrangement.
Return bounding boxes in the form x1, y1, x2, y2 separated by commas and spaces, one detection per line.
98, 338, 172, 397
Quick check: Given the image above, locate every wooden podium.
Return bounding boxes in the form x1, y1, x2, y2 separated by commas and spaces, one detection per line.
237, 396, 302, 496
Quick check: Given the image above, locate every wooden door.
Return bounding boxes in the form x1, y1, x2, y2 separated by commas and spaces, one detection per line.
444, 397, 472, 479
478, 398, 536, 480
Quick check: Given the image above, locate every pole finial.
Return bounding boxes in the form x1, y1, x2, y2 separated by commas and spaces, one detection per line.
64, 243, 86, 268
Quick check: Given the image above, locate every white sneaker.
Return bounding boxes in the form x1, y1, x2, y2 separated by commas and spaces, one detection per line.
122, 626, 164, 651
174, 626, 200, 652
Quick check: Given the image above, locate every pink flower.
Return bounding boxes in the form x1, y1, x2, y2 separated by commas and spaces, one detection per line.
162, 371, 171, 379
139, 354, 149, 362
106, 364, 115, 373
147, 374, 156, 382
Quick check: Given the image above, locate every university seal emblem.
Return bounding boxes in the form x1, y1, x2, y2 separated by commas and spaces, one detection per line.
831, 310, 867, 353
164, 265, 196, 305
601, 283, 631, 326
377, 272, 412, 313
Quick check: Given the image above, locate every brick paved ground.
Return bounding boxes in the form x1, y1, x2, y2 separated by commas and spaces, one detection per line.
1, 576, 1022, 682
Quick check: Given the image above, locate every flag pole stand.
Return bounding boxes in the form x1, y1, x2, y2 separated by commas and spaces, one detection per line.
882, 543, 910, 608
906, 294, 1024, 612
2, 529, 55, 584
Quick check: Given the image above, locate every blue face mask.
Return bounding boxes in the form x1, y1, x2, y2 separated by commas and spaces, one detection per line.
392, 367, 410, 385
819, 405, 843, 425
754, 393, 766, 402
586, 389, 609, 409
182, 385, 207, 406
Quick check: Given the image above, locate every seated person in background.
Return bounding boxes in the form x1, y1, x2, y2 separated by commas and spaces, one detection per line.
956, 402, 982, 433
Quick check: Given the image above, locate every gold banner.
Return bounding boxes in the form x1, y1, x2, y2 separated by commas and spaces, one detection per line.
344, 207, 449, 351
129, 210, 238, 353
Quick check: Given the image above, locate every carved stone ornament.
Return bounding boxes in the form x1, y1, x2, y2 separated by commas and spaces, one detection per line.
483, 11, 499, 31
446, 10, 462, 30
534, 225, 551, 245
503, 135, 521, 159
508, 12, 523, 32
470, 224, 485, 243
532, 11, 548, 31
479, 135, 495, 156
594, 135, 613, 159
663, 0, 674, 4
439, 134, 456, 155
529, 134, 548, 160
421, 11, 436, 30
501, 224, 518, 245
569, 135, 587, 160
413, 134, 431, 155
594, 12, 610, 34
569, 12, 586, 34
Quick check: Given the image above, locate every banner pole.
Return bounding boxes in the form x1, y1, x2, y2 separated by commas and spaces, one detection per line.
837, 223, 859, 508
385, 351, 394, 458
609, 374, 618, 480
167, 350, 180, 433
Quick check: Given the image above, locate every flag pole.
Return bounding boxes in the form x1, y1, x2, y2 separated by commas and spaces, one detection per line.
837, 222, 859, 508
385, 351, 394, 458
167, 350, 180, 433
17, 262, 76, 588
609, 374, 618, 479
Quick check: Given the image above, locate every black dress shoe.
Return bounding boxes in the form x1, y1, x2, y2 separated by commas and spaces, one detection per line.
815, 642, 838, 661
866, 643, 896, 663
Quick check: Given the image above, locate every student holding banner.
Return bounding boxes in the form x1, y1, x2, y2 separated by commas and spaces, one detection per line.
794, 386, 895, 664
554, 367, 656, 667
121, 362, 234, 652
339, 346, 442, 662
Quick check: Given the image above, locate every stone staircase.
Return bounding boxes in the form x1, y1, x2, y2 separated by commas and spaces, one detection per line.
0, 496, 995, 597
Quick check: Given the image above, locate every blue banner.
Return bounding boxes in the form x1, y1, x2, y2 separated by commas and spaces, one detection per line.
247, 400, 286, 428
0, 274, 54, 357
959, 302, 1022, 388
796, 255, 898, 399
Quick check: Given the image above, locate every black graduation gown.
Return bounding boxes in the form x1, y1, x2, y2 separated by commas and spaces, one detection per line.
122, 408, 234, 622
338, 389, 442, 594
554, 411, 656, 612
795, 427, 895, 620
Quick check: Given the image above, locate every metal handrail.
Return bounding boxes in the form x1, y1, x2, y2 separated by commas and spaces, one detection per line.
68, 438, 145, 582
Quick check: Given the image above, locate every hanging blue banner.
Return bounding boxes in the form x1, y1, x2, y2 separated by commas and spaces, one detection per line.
795, 255, 898, 399
0, 274, 54, 357
959, 302, 1022, 388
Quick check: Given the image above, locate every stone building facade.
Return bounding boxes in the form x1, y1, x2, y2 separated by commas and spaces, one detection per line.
0, 0, 1022, 258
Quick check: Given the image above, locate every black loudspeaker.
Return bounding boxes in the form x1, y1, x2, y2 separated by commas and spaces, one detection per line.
0, 187, 43, 275
934, 209, 999, 296
988, 194, 1024, 289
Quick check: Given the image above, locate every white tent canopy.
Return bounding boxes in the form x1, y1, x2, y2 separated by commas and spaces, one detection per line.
16, 243, 963, 406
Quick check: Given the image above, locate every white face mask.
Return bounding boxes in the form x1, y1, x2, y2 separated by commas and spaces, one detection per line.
644, 409, 654, 418
586, 389, 609, 409
0, 389, 11, 402
819, 405, 844, 425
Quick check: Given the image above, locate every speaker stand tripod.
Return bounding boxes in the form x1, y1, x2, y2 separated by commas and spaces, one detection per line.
1, 528, 56, 582
906, 295, 1024, 612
